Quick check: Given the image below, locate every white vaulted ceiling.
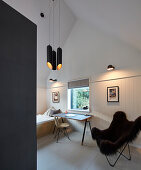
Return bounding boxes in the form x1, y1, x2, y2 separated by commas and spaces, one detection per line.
64, 0, 141, 51
3, 0, 76, 88
3, 0, 141, 87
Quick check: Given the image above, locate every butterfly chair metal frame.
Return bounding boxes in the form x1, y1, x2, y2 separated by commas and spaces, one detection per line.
105, 142, 131, 167
54, 116, 71, 143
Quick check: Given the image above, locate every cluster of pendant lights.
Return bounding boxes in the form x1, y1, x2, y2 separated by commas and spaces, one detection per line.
47, 0, 62, 70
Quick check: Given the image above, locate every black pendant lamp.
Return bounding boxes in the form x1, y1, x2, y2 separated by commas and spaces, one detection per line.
47, 45, 52, 69
52, 50, 56, 70
57, 47, 62, 70
47, 0, 62, 70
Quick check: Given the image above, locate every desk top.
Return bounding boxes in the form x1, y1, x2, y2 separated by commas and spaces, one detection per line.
54, 113, 92, 121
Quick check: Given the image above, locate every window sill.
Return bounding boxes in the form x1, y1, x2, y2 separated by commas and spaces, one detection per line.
68, 109, 90, 114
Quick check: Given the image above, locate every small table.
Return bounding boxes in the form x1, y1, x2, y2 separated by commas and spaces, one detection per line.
54, 113, 92, 145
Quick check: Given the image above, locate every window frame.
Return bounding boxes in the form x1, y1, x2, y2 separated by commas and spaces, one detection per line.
67, 86, 90, 113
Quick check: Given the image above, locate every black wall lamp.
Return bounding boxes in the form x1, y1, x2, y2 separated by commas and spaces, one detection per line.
107, 65, 115, 71
49, 78, 57, 82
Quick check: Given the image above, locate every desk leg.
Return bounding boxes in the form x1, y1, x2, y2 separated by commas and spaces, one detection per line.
81, 119, 87, 145
88, 121, 92, 133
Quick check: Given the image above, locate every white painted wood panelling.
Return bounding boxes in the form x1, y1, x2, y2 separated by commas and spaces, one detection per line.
91, 76, 141, 120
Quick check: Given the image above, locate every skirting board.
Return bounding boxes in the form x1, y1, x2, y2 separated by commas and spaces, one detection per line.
130, 143, 141, 149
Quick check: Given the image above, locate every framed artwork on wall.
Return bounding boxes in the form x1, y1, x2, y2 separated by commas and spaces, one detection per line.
107, 86, 119, 102
52, 92, 60, 103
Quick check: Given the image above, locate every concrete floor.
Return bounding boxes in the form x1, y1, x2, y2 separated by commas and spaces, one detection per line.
37, 132, 141, 170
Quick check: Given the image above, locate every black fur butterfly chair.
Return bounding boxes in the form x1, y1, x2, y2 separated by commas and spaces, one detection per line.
91, 111, 141, 167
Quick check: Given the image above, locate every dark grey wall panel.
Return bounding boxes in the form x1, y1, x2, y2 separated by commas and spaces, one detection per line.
0, 1, 37, 170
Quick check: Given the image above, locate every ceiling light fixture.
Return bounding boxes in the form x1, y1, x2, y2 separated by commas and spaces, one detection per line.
47, 0, 62, 70
107, 65, 115, 71
40, 12, 45, 18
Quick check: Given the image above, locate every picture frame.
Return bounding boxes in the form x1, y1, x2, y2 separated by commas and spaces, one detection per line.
107, 86, 119, 102
52, 91, 60, 103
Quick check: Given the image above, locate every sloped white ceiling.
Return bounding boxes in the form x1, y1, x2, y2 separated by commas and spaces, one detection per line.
65, 0, 141, 51
3, 0, 76, 88
4, 0, 141, 87
50, 20, 141, 84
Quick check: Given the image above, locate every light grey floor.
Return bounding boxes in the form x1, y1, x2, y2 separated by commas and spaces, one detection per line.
37, 132, 141, 170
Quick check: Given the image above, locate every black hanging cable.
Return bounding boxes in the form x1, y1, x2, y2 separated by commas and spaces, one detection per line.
53, 0, 54, 50
49, 0, 51, 45
59, 0, 60, 47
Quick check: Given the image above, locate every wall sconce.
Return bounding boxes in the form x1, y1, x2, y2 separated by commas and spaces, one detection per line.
107, 65, 115, 71
49, 78, 57, 82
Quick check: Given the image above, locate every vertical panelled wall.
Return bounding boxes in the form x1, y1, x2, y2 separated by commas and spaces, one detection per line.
0, 1, 37, 170
47, 76, 141, 147
91, 76, 141, 120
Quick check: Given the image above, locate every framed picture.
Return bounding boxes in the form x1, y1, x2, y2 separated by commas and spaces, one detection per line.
107, 86, 119, 102
52, 92, 60, 103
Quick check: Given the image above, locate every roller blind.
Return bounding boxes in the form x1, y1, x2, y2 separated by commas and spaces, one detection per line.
68, 79, 89, 89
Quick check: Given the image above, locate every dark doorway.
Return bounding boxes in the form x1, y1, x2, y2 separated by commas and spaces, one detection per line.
0, 1, 37, 170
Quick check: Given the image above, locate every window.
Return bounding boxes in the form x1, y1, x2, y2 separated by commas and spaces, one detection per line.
68, 87, 89, 111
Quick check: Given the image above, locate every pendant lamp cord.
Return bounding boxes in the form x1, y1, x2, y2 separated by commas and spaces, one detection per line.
53, 0, 54, 50
59, 0, 60, 47
49, 0, 51, 44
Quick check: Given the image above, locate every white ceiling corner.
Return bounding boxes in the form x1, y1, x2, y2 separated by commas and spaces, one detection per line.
64, 0, 141, 52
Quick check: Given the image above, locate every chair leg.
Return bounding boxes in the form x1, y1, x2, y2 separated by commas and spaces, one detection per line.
65, 128, 71, 141
62, 128, 71, 141
117, 144, 131, 160
56, 129, 60, 143
105, 143, 131, 167
54, 128, 58, 138
127, 144, 131, 160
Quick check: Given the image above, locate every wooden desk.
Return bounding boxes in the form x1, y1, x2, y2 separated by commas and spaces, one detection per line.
54, 113, 92, 145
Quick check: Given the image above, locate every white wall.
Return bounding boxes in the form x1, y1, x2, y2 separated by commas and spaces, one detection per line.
3, 0, 76, 113
47, 82, 67, 112
47, 20, 141, 147
37, 88, 47, 114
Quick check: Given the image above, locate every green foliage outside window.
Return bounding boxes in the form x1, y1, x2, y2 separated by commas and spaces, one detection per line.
71, 87, 89, 110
